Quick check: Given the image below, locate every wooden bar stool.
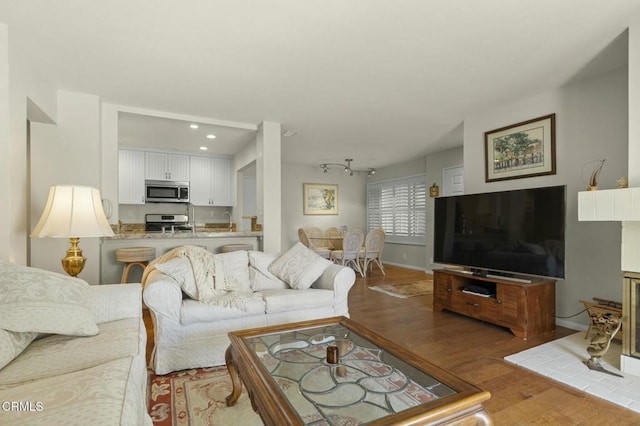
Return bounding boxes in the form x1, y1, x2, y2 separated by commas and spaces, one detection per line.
220, 244, 253, 253
116, 247, 156, 283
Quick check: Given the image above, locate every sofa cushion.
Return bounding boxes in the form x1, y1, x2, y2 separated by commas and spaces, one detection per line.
155, 256, 200, 299
259, 289, 334, 314
180, 297, 266, 325
0, 329, 39, 370
0, 355, 147, 426
248, 251, 288, 291
0, 318, 141, 388
213, 251, 251, 292
0, 261, 98, 336
268, 243, 332, 290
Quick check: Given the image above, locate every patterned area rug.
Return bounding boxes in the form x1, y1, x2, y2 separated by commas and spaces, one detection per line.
148, 366, 263, 425
369, 279, 433, 298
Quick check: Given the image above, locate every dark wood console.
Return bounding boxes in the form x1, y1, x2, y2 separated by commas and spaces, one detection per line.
433, 269, 556, 339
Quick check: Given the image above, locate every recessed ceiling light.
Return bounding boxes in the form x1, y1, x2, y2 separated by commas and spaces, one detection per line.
282, 129, 298, 137
199, 146, 208, 151
190, 124, 199, 129
206, 134, 216, 139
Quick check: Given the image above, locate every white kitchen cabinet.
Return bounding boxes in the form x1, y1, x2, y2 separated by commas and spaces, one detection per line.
145, 152, 190, 181
119, 149, 146, 204
189, 156, 232, 206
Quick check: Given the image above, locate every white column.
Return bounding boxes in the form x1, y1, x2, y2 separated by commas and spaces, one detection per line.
256, 121, 282, 252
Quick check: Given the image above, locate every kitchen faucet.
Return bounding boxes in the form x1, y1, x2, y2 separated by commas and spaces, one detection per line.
223, 211, 232, 231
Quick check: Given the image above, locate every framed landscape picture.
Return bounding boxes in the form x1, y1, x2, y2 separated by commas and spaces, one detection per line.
485, 113, 556, 182
303, 183, 338, 215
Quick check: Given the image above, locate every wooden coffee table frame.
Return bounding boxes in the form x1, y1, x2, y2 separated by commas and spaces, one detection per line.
226, 316, 491, 425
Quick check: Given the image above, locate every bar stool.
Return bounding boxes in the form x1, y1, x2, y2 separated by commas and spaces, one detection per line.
220, 243, 253, 253
116, 247, 156, 283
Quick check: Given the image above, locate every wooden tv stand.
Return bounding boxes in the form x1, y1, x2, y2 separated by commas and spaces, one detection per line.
433, 269, 556, 339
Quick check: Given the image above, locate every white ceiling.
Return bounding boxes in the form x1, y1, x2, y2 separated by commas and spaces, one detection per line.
1, 1, 638, 170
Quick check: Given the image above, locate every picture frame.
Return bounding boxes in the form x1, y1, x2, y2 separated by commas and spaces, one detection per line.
303, 183, 338, 215
485, 113, 556, 182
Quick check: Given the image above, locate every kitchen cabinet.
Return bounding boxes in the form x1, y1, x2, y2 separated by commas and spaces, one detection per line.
145, 152, 190, 181
189, 156, 232, 206
119, 149, 146, 204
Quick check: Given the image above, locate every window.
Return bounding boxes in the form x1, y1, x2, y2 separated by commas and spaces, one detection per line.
367, 175, 427, 244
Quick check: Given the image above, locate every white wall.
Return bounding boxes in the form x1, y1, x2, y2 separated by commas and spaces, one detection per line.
281, 163, 366, 251
1, 23, 57, 264
426, 147, 464, 271
463, 66, 628, 329
30, 91, 103, 284
622, 17, 640, 273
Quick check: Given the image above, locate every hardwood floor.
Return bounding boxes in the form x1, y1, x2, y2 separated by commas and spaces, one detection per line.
349, 265, 640, 425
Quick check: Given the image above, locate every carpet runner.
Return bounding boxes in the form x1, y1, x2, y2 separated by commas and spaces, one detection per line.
369, 279, 433, 298
148, 366, 262, 425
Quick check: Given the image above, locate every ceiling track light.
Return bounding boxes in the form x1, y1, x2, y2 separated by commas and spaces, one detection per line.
319, 158, 374, 177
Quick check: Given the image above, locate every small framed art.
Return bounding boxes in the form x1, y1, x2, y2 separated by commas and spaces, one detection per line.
303, 183, 338, 215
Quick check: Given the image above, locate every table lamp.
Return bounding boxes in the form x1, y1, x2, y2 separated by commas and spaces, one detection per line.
31, 185, 115, 277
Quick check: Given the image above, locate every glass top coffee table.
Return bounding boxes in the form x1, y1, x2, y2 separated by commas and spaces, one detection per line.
225, 316, 491, 425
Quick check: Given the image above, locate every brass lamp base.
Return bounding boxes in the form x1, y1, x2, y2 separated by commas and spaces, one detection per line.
61, 237, 86, 277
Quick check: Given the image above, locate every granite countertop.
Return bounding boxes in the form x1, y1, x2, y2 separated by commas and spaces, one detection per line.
103, 230, 263, 240
104, 222, 262, 240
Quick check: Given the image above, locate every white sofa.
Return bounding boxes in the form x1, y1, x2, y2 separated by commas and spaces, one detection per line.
0, 262, 151, 425
143, 246, 356, 374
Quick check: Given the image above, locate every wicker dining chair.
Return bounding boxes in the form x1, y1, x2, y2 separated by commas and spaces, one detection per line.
330, 229, 364, 276
325, 226, 343, 251
359, 227, 386, 276
299, 227, 331, 258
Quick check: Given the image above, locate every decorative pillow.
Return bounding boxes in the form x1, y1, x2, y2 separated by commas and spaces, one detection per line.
213, 251, 251, 292
248, 251, 288, 291
0, 261, 98, 336
268, 243, 332, 290
0, 329, 39, 370
155, 256, 199, 299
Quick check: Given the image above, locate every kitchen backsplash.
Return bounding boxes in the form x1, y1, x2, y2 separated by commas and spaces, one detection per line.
119, 203, 232, 225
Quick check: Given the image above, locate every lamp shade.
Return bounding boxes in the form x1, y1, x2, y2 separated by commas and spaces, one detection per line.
31, 185, 115, 238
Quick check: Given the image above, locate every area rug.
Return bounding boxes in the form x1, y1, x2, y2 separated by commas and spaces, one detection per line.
369, 279, 433, 298
148, 366, 263, 425
505, 332, 640, 413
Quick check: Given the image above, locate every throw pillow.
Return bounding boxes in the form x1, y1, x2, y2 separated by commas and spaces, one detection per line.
0, 261, 98, 336
248, 251, 288, 291
155, 256, 199, 299
268, 243, 331, 290
0, 329, 39, 370
213, 251, 251, 292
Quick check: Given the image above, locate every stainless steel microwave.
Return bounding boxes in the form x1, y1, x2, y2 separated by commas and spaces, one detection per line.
145, 180, 189, 203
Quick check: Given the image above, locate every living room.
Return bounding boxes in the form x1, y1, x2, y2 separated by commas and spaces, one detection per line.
2, 1, 640, 424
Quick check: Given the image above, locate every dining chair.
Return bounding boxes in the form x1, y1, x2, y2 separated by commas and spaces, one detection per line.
330, 229, 364, 276
359, 227, 386, 276
325, 226, 343, 250
299, 227, 331, 258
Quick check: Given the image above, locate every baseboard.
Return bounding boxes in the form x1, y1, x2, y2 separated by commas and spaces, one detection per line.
383, 261, 427, 272
555, 318, 587, 332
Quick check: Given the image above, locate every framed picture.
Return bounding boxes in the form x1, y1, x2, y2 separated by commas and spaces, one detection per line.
303, 183, 338, 215
485, 113, 556, 182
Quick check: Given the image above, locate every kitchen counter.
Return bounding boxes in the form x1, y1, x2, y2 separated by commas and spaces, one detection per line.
100, 231, 263, 284
104, 230, 263, 240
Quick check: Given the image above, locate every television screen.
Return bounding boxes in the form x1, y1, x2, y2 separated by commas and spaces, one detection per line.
433, 185, 565, 279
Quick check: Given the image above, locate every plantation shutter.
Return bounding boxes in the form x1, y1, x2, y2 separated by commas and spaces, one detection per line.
367, 175, 427, 244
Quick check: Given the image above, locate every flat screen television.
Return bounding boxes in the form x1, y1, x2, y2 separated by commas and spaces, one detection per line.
433, 185, 566, 279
